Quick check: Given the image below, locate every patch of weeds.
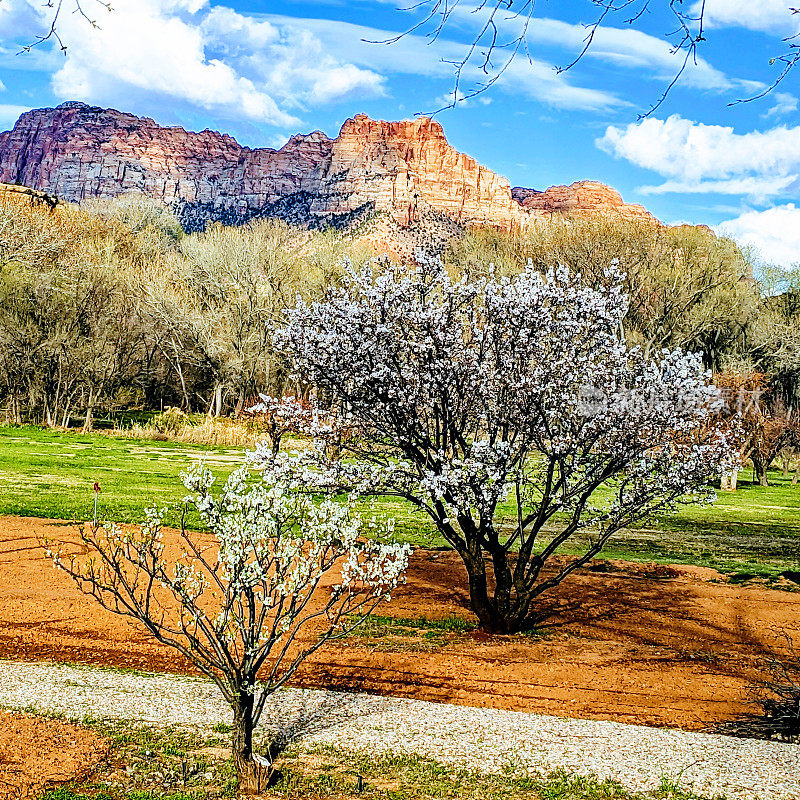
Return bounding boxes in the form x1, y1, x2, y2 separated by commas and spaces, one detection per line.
40, 792, 201, 800
727, 571, 757, 584
535, 769, 632, 799
515, 625, 558, 641
58, 718, 235, 799
17, 703, 66, 721
210, 722, 231, 735
342, 614, 475, 652
30, 716, 727, 800
655, 775, 709, 800
723, 565, 800, 591
270, 746, 724, 800
355, 614, 475, 634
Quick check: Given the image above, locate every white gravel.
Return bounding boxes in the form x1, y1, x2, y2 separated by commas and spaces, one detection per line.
1, 659, 797, 800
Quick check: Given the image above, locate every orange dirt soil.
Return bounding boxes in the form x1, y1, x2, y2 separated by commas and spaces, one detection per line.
0, 708, 107, 797
1, 516, 798, 733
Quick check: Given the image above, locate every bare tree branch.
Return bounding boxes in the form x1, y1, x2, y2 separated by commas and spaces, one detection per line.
381, 0, 800, 116
14, 0, 112, 56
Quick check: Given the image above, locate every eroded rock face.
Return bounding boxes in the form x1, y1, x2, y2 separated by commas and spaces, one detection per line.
0, 102, 657, 232
511, 181, 655, 221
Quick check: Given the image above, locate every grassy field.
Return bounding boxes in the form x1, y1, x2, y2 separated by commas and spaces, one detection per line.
1, 425, 798, 582
0, 426, 245, 528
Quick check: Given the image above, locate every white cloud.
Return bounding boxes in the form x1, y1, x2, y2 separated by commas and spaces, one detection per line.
0, 0, 625, 126
717, 205, 800, 268
598, 115, 800, 197
692, 0, 800, 34
199, 8, 385, 107
266, 134, 290, 150
638, 176, 796, 197
433, 91, 471, 109
438, 3, 755, 95
0, 103, 30, 130
265, 15, 623, 112
763, 91, 798, 119
524, 18, 746, 93
432, 89, 492, 110
0, 0, 386, 127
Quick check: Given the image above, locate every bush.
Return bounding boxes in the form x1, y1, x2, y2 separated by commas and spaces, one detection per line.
151, 407, 188, 434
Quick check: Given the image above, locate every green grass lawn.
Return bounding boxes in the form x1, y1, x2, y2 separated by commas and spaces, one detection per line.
1, 425, 798, 581
0, 426, 244, 528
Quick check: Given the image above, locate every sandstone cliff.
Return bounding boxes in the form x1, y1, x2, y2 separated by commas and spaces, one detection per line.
0, 102, 657, 233
512, 181, 654, 221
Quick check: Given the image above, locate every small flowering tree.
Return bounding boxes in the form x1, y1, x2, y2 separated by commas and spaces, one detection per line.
50, 462, 409, 792
246, 392, 357, 459
274, 259, 737, 634
245, 393, 315, 455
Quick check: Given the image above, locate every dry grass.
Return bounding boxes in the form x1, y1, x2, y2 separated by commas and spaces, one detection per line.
117, 415, 267, 448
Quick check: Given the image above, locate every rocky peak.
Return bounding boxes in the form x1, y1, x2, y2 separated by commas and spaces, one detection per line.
512, 181, 655, 221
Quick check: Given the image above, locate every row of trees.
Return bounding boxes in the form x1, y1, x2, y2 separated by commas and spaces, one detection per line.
0, 192, 368, 428
1, 192, 799, 453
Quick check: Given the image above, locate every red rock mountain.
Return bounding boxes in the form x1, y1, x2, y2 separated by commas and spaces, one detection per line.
0, 102, 656, 233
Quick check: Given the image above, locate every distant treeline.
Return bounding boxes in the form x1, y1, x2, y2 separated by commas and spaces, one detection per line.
0, 191, 798, 430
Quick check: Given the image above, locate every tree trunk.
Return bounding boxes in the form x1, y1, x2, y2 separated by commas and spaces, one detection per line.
463, 544, 526, 634
82, 389, 95, 434
10, 395, 21, 425
172, 347, 192, 413
231, 692, 272, 793
793, 464, 799, 487
235, 386, 246, 416
752, 457, 769, 487
213, 383, 223, 417
44, 397, 54, 427
720, 469, 739, 491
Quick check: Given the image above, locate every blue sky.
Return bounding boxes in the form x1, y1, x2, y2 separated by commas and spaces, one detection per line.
1, 0, 799, 267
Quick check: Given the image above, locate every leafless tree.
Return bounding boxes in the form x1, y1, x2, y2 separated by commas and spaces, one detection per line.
720, 632, 800, 743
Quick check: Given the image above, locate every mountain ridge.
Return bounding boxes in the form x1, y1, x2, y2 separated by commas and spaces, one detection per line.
0, 102, 657, 238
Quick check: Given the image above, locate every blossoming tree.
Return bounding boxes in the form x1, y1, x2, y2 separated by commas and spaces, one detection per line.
51, 462, 409, 791
245, 393, 315, 455
245, 392, 354, 458
274, 259, 737, 634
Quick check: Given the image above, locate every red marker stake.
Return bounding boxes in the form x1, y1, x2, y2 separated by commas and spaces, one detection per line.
93, 482, 101, 525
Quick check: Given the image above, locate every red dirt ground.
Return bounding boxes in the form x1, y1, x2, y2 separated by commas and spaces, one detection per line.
0, 709, 107, 797
1, 516, 799, 733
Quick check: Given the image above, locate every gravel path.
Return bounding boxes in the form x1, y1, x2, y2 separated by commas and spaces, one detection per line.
1, 659, 797, 800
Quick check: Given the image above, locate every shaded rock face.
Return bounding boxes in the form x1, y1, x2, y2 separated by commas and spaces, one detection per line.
0, 103, 336, 231
0, 102, 656, 233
